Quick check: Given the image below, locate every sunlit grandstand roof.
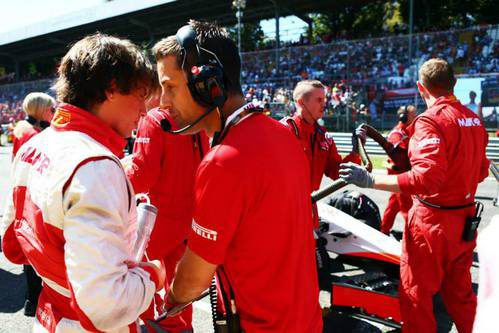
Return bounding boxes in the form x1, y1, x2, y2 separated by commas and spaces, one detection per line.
0, 0, 334, 65
0, 0, 175, 47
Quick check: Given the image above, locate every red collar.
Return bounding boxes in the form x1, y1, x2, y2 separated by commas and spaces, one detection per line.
292, 114, 316, 135
432, 94, 458, 107
395, 122, 407, 131
51, 103, 126, 158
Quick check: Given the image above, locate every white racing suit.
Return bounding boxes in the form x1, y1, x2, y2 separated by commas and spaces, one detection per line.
1, 106, 156, 332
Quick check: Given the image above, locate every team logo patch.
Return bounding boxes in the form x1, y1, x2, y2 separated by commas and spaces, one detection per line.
417, 137, 440, 148
457, 117, 481, 127
319, 139, 330, 151
192, 220, 218, 241
135, 137, 151, 144
52, 109, 71, 127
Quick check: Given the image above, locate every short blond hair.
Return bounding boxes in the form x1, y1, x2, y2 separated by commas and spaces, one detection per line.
293, 80, 325, 102
22, 92, 55, 120
419, 58, 456, 95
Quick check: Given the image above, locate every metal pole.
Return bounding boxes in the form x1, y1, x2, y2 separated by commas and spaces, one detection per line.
15, 60, 19, 82
275, 5, 280, 76
237, 8, 242, 55
409, 0, 417, 109
414, 34, 419, 110
346, 42, 350, 82
233, 0, 246, 81
408, 0, 414, 62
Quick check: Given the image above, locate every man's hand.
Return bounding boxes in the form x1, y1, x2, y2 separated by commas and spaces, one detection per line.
352, 126, 367, 153
167, 247, 216, 304
139, 260, 166, 291
339, 162, 375, 188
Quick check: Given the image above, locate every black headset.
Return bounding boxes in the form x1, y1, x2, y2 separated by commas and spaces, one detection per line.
176, 25, 227, 108
161, 24, 227, 134
399, 105, 408, 124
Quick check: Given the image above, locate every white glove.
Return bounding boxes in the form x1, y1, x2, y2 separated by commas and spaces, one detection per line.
339, 162, 375, 188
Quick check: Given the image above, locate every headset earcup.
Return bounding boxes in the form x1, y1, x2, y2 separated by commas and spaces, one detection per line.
187, 65, 226, 108
399, 112, 407, 123
399, 106, 408, 124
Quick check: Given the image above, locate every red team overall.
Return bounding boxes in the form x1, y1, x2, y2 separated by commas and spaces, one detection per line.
380, 105, 415, 234
126, 104, 208, 332
339, 58, 489, 333
282, 80, 361, 226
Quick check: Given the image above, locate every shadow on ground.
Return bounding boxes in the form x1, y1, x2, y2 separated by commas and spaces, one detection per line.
0, 268, 25, 313
324, 313, 386, 333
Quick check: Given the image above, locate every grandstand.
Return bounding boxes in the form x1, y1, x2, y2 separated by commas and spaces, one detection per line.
1, 0, 498, 132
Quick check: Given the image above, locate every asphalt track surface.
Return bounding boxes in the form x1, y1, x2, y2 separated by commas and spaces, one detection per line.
0, 144, 497, 332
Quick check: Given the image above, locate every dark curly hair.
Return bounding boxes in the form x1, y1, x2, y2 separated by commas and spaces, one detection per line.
54, 32, 155, 111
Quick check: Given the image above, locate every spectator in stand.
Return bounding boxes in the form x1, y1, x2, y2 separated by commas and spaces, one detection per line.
465, 91, 483, 119
240, 26, 497, 91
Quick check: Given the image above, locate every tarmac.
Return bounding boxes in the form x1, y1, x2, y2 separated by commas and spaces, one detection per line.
0, 144, 497, 332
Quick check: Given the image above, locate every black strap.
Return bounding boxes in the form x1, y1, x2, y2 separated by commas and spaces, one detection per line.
416, 196, 476, 210
212, 107, 262, 147
285, 118, 300, 138
193, 133, 205, 159
217, 267, 237, 314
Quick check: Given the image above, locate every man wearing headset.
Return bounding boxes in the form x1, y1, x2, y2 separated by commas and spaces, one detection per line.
152, 20, 322, 332
339, 58, 489, 333
282, 80, 362, 227
380, 105, 416, 234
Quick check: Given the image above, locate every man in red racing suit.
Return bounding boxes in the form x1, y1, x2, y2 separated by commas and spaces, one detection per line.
125, 103, 208, 332
281, 80, 361, 227
339, 58, 489, 333
380, 105, 416, 234
1, 34, 165, 333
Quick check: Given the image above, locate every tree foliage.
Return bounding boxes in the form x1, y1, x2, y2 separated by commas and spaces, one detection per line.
398, 0, 498, 31
308, 0, 497, 39
227, 22, 265, 52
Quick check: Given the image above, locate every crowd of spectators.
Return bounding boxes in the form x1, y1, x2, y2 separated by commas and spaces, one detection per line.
243, 80, 377, 131
0, 25, 497, 129
0, 99, 25, 124
241, 25, 498, 89
0, 79, 53, 125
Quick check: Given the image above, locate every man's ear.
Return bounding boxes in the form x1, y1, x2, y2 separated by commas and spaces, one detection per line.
417, 81, 429, 99
105, 80, 117, 101
297, 97, 305, 108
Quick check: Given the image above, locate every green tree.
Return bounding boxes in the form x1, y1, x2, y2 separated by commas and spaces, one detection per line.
309, 13, 334, 41
227, 22, 265, 52
399, 0, 498, 31
309, 1, 400, 39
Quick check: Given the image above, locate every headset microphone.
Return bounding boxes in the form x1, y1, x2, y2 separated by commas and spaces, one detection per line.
160, 24, 227, 135
399, 105, 408, 124
160, 107, 216, 134
160, 119, 171, 132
